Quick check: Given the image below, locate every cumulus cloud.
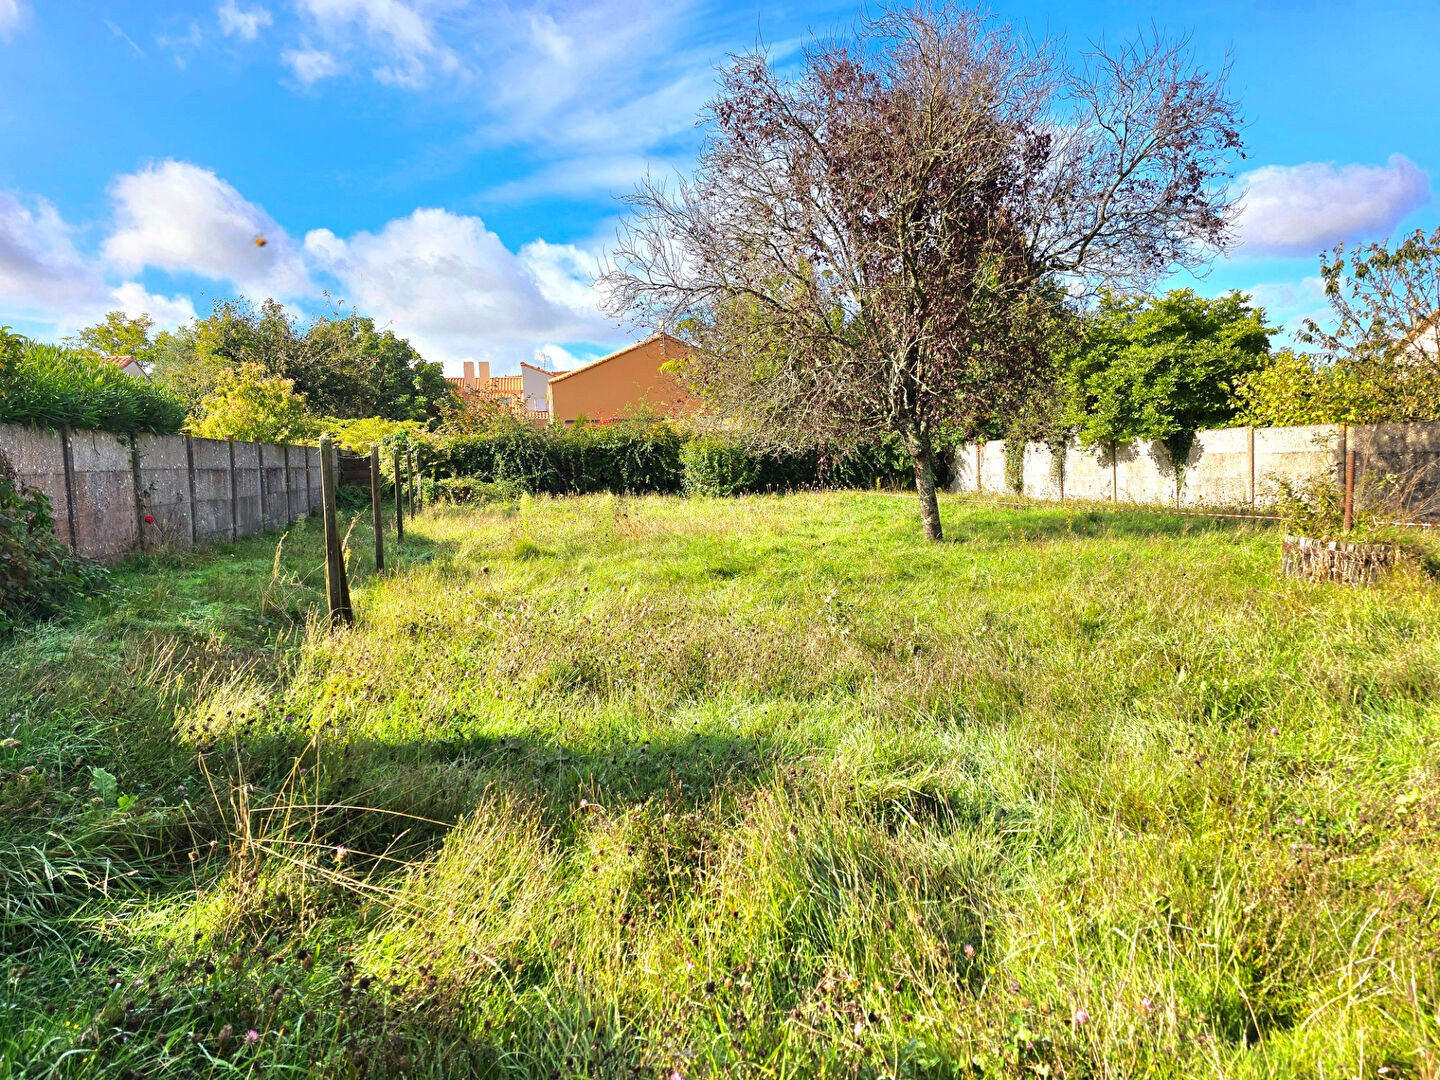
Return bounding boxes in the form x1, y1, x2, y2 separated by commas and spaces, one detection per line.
0, 193, 107, 318
294, 0, 458, 88
1235, 155, 1431, 257
218, 1, 272, 41
104, 160, 310, 296
303, 208, 621, 368
0, 0, 23, 40
109, 282, 197, 329
282, 46, 340, 83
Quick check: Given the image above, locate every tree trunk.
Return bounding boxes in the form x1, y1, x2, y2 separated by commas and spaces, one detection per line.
906, 435, 944, 542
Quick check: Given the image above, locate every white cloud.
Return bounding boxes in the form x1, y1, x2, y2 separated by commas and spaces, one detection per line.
0, 0, 23, 41
218, 1, 272, 41
532, 344, 583, 372
109, 282, 197, 329
304, 208, 622, 369
0, 193, 107, 319
1236, 155, 1431, 257
282, 46, 340, 83
104, 160, 310, 297
293, 0, 458, 88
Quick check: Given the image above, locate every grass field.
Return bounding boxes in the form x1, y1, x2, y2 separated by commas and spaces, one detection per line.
2, 492, 1438, 1078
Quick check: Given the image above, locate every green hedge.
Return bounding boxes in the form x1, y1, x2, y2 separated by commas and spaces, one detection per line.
423, 422, 683, 495
421, 421, 934, 497
0, 331, 186, 434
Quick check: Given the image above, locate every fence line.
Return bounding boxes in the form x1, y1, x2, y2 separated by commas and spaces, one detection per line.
0, 422, 325, 561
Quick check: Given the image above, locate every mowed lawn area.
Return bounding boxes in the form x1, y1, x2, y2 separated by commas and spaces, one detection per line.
3, 492, 1438, 1078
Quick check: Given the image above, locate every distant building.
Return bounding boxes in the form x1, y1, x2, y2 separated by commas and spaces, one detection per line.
545, 334, 698, 426
103, 355, 148, 379
447, 359, 566, 423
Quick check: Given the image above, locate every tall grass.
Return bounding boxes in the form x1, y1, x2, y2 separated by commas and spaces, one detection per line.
0, 335, 186, 434
1, 494, 1437, 1077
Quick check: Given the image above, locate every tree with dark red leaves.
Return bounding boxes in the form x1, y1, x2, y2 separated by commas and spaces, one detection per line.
603, 5, 1242, 540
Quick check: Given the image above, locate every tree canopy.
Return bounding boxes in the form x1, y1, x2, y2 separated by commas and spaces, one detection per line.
188, 362, 318, 444
605, 5, 1243, 539
1063, 289, 1272, 461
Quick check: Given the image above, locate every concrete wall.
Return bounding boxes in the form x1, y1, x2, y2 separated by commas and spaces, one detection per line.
951, 421, 1440, 521
0, 422, 317, 561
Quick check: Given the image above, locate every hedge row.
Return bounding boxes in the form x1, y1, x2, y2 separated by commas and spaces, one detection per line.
418, 422, 937, 497
0, 333, 187, 435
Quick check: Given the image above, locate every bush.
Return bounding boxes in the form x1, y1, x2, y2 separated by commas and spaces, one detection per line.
681, 434, 924, 496
425, 477, 525, 505
680, 436, 763, 496
0, 463, 105, 634
0, 330, 186, 434
423, 420, 683, 495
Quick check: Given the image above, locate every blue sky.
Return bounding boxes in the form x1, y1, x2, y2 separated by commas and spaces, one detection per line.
1, 0, 1436, 375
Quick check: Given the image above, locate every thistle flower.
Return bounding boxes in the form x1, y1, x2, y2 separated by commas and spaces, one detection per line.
244, 1029, 260, 1045
1073, 1008, 1090, 1026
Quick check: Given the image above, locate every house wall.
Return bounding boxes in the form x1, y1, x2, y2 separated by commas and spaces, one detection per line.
546, 337, 699, 425
0, 423, 327, 561
519, 363, 552, 413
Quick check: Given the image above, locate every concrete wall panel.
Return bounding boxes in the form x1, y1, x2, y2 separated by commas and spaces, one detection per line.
232, 441, 263, 538
1255, 424, 1338, 501
135, 433, 192, 549
1182, 427, 1251, 507
190, 437, 234, 543
286, 444, 309, 523
0, 424, 71, 547
307, 446, 321, 514
261, 443, 289, 531
1021, 443, 1063, 500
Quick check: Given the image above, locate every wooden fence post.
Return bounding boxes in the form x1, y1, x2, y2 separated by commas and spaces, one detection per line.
318, 436, 353, 627
371, 443, 384, 572
408, 450, 417, 519
393, 446, 405, 543
413, 450, 423, 514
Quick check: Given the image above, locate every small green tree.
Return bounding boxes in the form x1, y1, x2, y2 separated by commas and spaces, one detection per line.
63, 311, 156, 364
1063, 289, 1273, 468
188, 362, 318, 444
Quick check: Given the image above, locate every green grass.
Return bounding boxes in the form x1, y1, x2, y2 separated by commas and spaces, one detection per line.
2, 492, 1438, 1077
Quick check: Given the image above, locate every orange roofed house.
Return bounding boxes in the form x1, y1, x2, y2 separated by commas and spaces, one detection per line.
446, 360, 556, 422
546, 334, 699, 426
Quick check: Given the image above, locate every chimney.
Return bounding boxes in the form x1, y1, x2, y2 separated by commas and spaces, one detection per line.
477, 361, 491, 383
463, 360, 476, 386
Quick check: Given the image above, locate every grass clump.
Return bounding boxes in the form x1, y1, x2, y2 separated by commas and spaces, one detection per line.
1, 492, 1438, 1077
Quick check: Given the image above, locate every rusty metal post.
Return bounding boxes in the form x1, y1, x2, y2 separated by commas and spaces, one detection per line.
1343, 449, 1356, 533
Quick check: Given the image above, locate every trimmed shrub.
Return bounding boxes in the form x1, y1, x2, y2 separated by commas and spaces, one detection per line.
422, 420, 682, 495
681, 434, 928, 496
0, 463, 106, 634
0, 332, 186, 434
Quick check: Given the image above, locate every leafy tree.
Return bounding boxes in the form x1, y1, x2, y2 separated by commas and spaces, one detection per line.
1230, 349, 1392, 427
605, 6, 1243, 540
1296, 227, 1440, 422
149, 298, 451, 422
302, 314, 449, 420
63, 311, 156, 364
188, 362, 318, 444
1063, 289, 1272, 465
